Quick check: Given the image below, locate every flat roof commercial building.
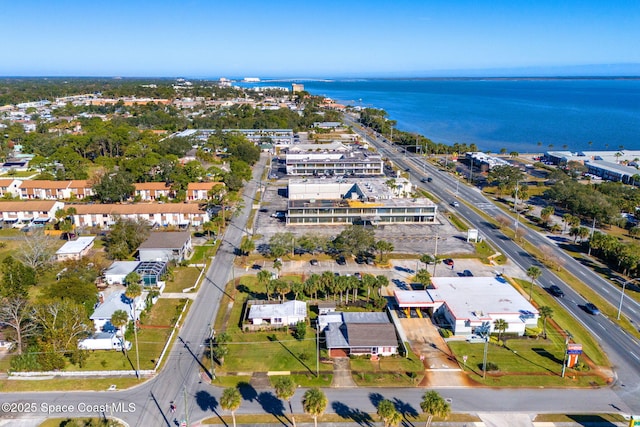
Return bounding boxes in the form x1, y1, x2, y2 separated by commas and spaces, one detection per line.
285, 151, 384, 176
394, 276, 539, 336
286, 177, 436, 226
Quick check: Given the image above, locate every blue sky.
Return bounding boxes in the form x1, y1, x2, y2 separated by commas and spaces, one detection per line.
2, 0, 639, 77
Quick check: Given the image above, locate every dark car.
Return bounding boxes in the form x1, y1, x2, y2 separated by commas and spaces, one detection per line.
462, 270, 473, 277
336, 256, 347, 265
549, 285, 564, 297
584, 303, 600, 315
355, 256, 366, 264
310, 259, 319, 266
427, 177, 433, 182
420, 178, 427, 183
354, 272, 362, 280
404, 168, 411, 172
443, 258, 454, 266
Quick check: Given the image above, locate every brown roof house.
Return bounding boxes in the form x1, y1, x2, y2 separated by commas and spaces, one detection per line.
137, 231, 192, 262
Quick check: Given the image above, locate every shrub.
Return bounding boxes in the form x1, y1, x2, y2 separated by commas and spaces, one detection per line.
484, 362, 499, 372
439, 328, 453, 338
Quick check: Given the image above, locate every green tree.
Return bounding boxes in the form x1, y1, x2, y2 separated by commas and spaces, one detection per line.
1, 256, 36, 299
538, 306, 554, 339
333, 225, 375, 258
239, 236, 255, 265
526, 266, 542, 301
92, 170, 135, 203
420, 390, 451, 427
257, 270, 273, 300
493, 318, 509, 344
110, 309, 129, 351
302, 387, 327, 427
220, 387, 242, 427
420, 253, 435, 268
377, 399, 401, 427
274, 376, 297, 427
273, 258, 283, 278
212, 332, 231, 365
375, 240, 394, 263
124, 271, 141, 286
414, 269, 431, 288
33, 299, 92, 353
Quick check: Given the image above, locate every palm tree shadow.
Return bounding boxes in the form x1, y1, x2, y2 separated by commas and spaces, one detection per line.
257, 391, 289, 426
195, 390, 225, 426
332, 401, 373, 426
237, 381, 258, 402
392, 397, 419, 426
275, 339, 313, 375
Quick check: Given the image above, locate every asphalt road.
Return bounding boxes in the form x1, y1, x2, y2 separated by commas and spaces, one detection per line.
344, 114, 640, 413
0, 140, 638, 425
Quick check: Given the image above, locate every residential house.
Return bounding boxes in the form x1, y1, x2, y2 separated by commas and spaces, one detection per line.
247, 300, 307, 327
0, 200, 64, 226
0, 179, 21, 198
71, 203, 209, 229
137, 231, 192, 262
104, 261, 140, 285
321, 312, 399, 357
17, 180, 93, 200
186, 182, 224, 201
55, 236, 95, 261
90, 289, 146, 334
133, 182, 172, 201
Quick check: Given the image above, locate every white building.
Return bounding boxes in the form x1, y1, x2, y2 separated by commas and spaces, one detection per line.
104, 261, 140, 285
248, 300, 307, 326
90, 289, 146, 334
55, 236, 96, 261
394, 276, 539, 336
0, 200, 64, 227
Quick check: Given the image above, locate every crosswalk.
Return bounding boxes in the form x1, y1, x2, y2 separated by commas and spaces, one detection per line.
476, 202, 499, 210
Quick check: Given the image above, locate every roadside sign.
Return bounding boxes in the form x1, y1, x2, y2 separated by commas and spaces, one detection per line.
567, 344, 583, 355
463, 355, 468, 363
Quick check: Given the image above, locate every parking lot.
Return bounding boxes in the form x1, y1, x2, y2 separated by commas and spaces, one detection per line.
253, 177, 477, 256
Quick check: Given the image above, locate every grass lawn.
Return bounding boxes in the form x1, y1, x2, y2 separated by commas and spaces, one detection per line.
163, 266, 202, 293
62, 299, 187, 372
0, 377, 141, 393
448, 337, 607, 387
202, 411, 480, 425
513, 278, 608, 366
191, 243, 218, 264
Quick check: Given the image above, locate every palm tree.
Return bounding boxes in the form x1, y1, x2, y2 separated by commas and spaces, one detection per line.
375, 240, 394, 263
526, 266, 542, 301
420, 390, 451, 427
562, 213, 573, 234
125, 283, 142, 379
377, 399, 400, 427
239, 236, 255, 266
302, 387, 327, 427
274, 376, 297, 427
110, 309, 129, 352
220, 387, 241, 427
539, 306, 554, 339
420, 253, 434, 269
202, 220, 216, 240
494, 318, 509, 344
257, 270, 272, 300
273, 258, 283, 278
414, 269, 431, 289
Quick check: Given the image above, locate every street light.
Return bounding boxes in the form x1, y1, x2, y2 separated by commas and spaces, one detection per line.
617, 278, 638, 320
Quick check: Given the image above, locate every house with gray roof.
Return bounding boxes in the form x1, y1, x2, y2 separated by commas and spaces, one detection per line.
90, 289, 146, 334
320, 311, 399, 357
138, 231, 192, 262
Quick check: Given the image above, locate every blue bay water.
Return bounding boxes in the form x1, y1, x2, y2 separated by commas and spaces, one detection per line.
249, 79, 640, 153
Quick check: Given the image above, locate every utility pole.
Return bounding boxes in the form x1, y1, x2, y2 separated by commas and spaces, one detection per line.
209, 325, 216, 380
514, 181, 520, 234
316, 322, 320, 377
432, 229, 440, 277
482, 336, 489, 379
561, 332, 572, 378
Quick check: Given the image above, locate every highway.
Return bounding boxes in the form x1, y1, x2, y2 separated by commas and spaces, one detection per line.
0, 137, 638, 425
344, 114, 640, 412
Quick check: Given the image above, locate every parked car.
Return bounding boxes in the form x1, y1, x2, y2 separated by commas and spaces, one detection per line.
466, 335, 485, 343
354, 272, 362, 280
336, 256, 347, 265
548, 285, 565, 297
310, 259, 319, 266
443, 258, 454, 266
462, 270, 473, 277
271, 211, 285, 219
584, 303, 600, 315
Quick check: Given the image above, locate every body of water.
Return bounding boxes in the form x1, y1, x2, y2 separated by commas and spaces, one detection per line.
246, 78, 640, 153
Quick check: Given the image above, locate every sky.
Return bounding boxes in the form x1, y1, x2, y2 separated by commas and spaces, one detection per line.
2, 0, 640, 78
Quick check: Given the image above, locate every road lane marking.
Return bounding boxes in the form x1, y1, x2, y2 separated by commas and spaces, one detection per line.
631, 351, 640, 361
